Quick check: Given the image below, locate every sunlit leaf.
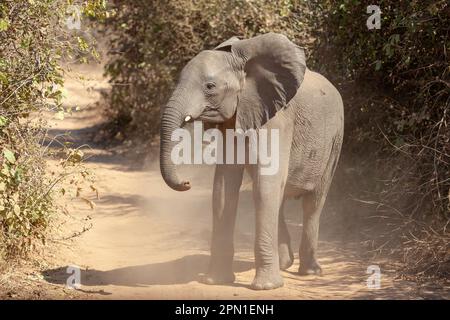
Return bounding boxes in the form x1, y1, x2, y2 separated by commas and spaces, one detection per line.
0, 116, 7, 127
0, 18, 9, 32
3, 149, 16, 164
13, 204, 20, 215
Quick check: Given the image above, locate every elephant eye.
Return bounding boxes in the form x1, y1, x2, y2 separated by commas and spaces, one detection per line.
205, 82, 216, 90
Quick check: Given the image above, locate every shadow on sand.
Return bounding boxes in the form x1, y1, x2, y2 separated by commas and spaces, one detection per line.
43, 254, 254, 289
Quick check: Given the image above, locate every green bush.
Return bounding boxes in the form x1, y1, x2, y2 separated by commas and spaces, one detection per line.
312, 0, 449, 212
311, 0, 449, 280
0, 0, 104, 257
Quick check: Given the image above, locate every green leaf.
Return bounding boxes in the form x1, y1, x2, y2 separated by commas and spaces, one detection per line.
0, 116, 7, 127
14, 167, 22, 182
1, 164, 10, 176
3, 149, 16, 164
0, 18, 9, 32
77, 37, 89, 52
0, 72, 8, 85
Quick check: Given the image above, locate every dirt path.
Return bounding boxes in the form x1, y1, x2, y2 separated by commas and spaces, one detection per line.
39, 63, 434, 300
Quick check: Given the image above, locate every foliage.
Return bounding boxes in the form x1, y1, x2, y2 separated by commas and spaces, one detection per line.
310, 0, 449, 280
0, 0, 104, 257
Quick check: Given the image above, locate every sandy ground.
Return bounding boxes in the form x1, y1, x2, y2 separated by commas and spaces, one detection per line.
18, 63, 446, 300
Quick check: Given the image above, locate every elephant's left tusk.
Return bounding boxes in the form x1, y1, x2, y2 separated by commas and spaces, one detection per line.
184, 115, 192, 122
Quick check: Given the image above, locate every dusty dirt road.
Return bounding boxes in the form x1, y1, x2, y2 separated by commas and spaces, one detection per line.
38, 63, 437, 300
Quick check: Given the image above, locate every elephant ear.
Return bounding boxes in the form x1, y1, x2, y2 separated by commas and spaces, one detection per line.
214, 36, 242, 51
229, 33, 306, 130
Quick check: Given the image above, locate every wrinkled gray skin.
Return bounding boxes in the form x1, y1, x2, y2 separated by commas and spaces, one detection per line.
160, 33, 344, 290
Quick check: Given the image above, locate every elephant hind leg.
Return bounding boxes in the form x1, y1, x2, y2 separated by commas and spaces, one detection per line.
299, 135, 342, 276
278, 200, 294, 270
298, 191, 326, 275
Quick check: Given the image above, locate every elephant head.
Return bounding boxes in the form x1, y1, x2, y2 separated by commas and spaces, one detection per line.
160, 33, 306, 191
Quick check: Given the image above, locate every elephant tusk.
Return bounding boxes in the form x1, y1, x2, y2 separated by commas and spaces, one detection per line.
184, 115, 192, 122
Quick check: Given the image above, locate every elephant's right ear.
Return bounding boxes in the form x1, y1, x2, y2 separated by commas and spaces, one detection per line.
214, 36, 242, 51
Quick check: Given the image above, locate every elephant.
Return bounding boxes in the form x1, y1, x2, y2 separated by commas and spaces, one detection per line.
159, 33, 344, 290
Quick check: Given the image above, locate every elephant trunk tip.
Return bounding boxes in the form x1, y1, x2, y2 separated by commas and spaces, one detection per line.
160, 169, 192, 191
175, 180, 191, 192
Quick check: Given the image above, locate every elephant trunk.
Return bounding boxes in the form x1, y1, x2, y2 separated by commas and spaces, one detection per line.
160, 103, 191, 191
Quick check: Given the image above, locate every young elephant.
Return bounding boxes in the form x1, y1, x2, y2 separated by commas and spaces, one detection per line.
160, 33, 344, 290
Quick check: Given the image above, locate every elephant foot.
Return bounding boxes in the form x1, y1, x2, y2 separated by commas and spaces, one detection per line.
251, 268, 284, 290
298, 259, 322, 276
201, 271, 235, 285
278, 243, 294, 270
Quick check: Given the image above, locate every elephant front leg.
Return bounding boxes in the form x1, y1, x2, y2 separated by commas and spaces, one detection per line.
278, 201, 294, 270
251, 180, 284, 290
203, 164, 244, 285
